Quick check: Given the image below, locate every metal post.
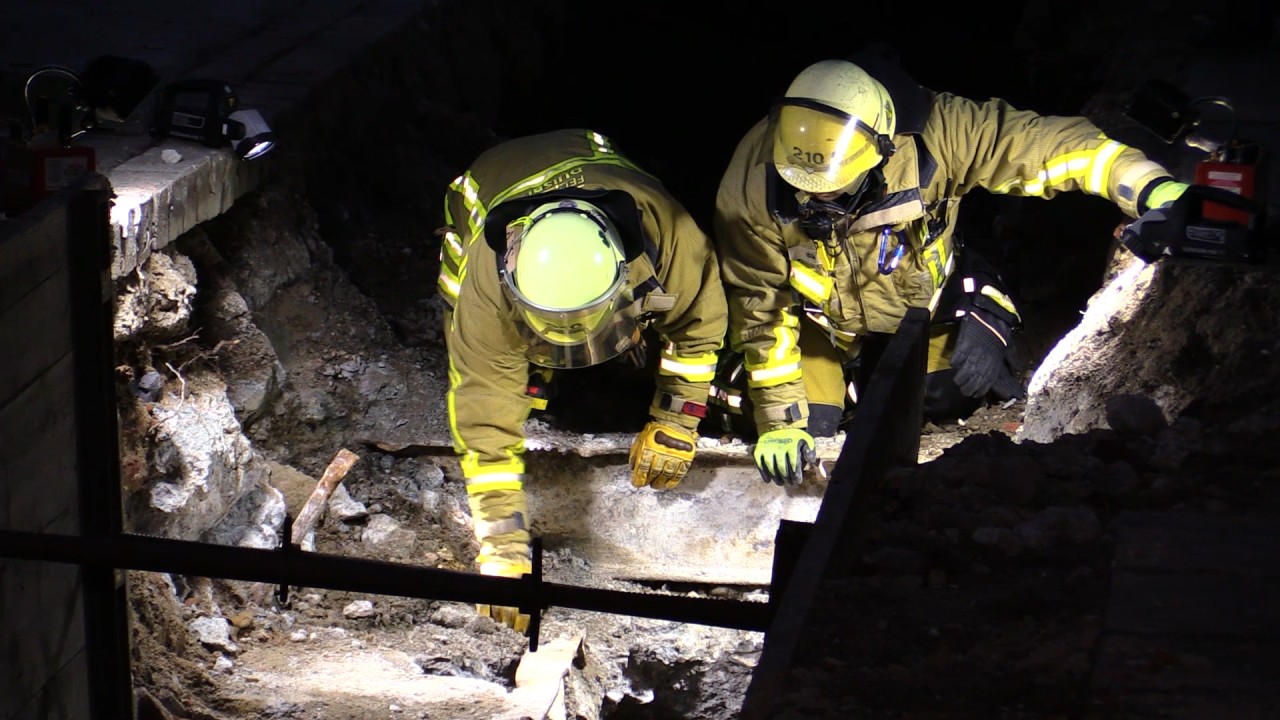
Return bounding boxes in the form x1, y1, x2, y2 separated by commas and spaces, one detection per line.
740, 307, 928, 719
67, 178, 134, 720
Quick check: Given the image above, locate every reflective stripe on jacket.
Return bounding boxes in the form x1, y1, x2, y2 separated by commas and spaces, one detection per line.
714, 92, 1171, 433
440, 129, 726, 478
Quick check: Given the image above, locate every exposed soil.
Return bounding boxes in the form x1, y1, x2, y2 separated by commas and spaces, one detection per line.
121, 344, 1030, 720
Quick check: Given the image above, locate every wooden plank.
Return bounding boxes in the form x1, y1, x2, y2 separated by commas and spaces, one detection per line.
0, 205, 68, 315
290, 449, 360, 545
0, 269, 72, 407
0, 355, 79, 533
1106, 571, 1280, 639
500, 633, 584, 720
1114, 510, 1280, 576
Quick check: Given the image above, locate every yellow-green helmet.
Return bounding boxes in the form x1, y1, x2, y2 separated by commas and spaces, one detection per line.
500, 199, 639, 368
769, 59, 896, 194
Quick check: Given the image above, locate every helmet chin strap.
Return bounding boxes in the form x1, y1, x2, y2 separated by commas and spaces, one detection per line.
796, 166, 887, 241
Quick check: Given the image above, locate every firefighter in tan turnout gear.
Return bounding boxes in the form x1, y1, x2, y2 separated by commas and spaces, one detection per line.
714, 51, 1194, 485
436, 128, 726, 629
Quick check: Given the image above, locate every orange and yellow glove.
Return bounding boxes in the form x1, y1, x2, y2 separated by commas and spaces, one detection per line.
629, 420, 696, 490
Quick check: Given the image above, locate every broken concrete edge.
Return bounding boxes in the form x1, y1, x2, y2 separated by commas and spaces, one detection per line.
363, 431, 849, 462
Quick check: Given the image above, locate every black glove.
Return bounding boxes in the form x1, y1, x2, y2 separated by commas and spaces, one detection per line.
949, 307, 1023, 400
1120, 196, 1180, 263
1120, 183, 1259, 263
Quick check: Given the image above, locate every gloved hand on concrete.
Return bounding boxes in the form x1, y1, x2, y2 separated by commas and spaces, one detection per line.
629, 420, 697, 489
950, 306, 1022, 400
467, 480, 533, 632
753, 427, 818, 486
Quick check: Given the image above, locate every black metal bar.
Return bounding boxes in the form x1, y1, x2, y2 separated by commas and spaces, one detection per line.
67, 179, 134, 720
526, 535, 544, 650
740, 307, 928, 719
0, 528, 775, 633
767, 519, 810, 618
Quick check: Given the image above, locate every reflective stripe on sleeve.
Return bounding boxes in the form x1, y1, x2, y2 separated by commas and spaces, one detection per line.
658, 348, 718, 382
450, 172, 485, 238
1086, 140, 1124, 196
745, 308, 802, 387
789, 264, 833, 305
437, 271, 461, 305
980, 285, 1020, 319
991, 137, 1130, 199
709, 384, 744, 408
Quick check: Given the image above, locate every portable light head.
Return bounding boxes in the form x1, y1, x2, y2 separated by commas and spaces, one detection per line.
226, 108, 275, 160
151, 79, 275, 159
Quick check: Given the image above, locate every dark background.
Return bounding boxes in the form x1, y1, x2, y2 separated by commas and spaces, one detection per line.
498, 2, 1031, 226
490, 0, 1275, 228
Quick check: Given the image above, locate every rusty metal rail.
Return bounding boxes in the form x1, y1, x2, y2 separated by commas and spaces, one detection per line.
741, 307, 929, 719
0, 526, 774, 645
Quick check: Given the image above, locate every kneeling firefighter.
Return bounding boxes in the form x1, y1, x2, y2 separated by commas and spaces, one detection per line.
713, 48, 1195, 485
707, 245, 1023, 440
436, 129, 726, 630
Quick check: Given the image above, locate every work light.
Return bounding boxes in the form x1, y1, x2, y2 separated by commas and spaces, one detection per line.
225, 108, 275, 160
151, 79, 276, 160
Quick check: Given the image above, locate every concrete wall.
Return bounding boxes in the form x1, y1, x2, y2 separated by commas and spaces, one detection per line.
0, 191, 93, 720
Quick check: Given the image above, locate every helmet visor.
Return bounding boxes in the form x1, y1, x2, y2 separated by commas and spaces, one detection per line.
506, 288, 637, 366
500, 220, 636, 368
768, 99, 886, 194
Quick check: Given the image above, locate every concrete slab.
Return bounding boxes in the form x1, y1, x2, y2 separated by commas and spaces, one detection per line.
527, 454, 827, 587
364, 427, 849, 586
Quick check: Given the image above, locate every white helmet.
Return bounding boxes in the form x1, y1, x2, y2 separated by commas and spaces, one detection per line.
767, 59, 896, 195
499, 199, 640, 368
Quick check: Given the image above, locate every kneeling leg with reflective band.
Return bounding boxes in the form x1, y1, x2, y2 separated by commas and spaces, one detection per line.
798, 320, 848, 438
466, 480, 532, 632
